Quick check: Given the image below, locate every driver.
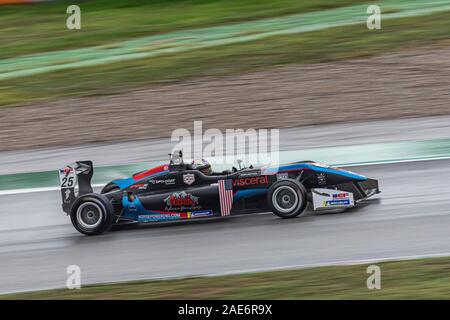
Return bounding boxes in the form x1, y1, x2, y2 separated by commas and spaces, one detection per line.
190, 159, 213, 175
190, 159, 232, 176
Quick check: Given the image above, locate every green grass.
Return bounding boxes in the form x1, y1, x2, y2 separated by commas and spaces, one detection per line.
4, 257, 450, 299
1, 10, 449, 107
0, 0, 368, 60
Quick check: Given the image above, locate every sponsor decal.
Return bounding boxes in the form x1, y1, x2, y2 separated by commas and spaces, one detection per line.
129, 204, 138, 212
312, 188, 354, 210
325, 192, 351, 206
63, 188, 75, 204
149, 178, 176, 185
164, 191, 200, 211
189, 210, 214, 218
333, 192, 349, 199
233, 175, 268, 187
325, 199, 351, 206
138, 213, 181, 221
183, 173, 195, 185
276, 172, 289, 180
130, 183, 148, 190
238, 171, 260, 178
64, 189, 71, 201
317, 173, 327, 185
59, 166, 77, 189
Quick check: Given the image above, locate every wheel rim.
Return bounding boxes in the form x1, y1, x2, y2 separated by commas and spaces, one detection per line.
76, 202, 104, 230
272, 186, 299, 213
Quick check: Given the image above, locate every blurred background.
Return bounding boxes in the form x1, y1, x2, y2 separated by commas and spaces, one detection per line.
1, 0, 450, 299
1, 0, 450, 151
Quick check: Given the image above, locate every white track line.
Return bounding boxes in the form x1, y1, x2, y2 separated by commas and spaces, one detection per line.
341, 155, 450, 167
0, 184, 105, 196
2, 155, 450, 196
3, 251, 450, 295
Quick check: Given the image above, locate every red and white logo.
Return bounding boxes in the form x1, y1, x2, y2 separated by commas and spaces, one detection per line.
164, 191, 200, 211
333, 193, 349, 199
233, 175, 268, 187
62, 166, 74, 175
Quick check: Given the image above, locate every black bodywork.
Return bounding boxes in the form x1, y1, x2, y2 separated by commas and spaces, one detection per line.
61, 157, 380, 229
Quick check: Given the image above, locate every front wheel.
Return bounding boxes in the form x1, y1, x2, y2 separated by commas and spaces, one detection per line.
70, 194, 115, 235
267, 179, 307, 218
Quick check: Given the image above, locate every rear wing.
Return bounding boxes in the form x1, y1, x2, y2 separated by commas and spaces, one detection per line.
59, 161, 94, 214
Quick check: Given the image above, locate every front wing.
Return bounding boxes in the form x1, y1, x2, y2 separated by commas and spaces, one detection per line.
311, 179, 380, 211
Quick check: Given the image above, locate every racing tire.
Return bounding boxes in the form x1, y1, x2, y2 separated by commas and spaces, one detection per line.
267, 179, 307, 219
70, 194, 115, 235
101, 182, 120, 194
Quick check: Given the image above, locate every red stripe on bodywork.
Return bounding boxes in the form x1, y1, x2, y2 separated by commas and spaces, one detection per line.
133, 164, 169, 181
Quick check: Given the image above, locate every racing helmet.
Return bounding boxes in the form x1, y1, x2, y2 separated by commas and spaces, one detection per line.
191, 159, 212, 175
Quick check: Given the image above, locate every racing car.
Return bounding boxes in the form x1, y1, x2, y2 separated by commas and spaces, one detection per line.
59, 151, 380, 235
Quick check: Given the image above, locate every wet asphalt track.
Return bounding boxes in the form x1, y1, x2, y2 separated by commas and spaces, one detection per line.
1, 159, 450, 293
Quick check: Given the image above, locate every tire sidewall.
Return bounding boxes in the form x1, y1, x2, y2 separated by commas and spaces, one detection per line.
70, 194, 115, 235
267, 179, 307, 218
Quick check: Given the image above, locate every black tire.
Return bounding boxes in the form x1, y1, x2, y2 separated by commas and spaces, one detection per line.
101, 182, 120, 194
70, 194, 115, 235
267, 179, 307, 218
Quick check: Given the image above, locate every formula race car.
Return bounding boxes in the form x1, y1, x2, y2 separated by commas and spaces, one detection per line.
59, 151, 380, 235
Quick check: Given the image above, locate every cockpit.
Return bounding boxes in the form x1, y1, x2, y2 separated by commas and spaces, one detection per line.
168, 150, 252, 176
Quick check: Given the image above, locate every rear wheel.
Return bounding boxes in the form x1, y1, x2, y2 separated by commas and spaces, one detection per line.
267, 179, 307, 218
70, 194, 115, 235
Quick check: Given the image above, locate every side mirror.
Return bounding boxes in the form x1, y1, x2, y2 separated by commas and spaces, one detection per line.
237, 159, 243, 170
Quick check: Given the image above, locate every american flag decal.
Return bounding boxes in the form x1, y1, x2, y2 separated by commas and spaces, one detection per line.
218, 179, 234, 216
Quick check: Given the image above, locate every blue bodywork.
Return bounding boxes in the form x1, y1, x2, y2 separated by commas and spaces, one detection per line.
121, 195, 183, 222
263, 163, 367, 181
